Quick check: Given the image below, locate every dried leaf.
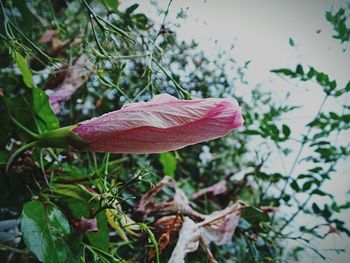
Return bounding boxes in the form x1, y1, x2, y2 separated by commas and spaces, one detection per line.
148, 215, 183, 260
135, 176, 204, 220
39, 29, 58, 43
192, 180, 227, 200
45, 63, 69, 89
200, 202, 241, 245
72, 217, 98, 232
260, 206, 278, 214
137, 176, 241, 262
153, 215, 183, 236
168, 217, 200, 263
48, 54, 93, 113
169, 202, 241, 263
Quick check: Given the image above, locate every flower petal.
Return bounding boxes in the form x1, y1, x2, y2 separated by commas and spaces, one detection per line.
73, 94, 243, 153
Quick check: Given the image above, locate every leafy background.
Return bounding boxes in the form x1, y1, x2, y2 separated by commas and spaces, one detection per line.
0, 0, 349, 262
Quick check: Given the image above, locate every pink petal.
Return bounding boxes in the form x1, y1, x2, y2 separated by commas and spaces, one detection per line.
73, 94, 244, 153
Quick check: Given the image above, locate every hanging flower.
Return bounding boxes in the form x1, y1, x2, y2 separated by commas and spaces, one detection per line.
38, 94, 244, 153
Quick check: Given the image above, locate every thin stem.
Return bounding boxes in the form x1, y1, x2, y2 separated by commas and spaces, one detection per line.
6, 140, 37, 173
9, 112, 39, 139
279, 101, 345, 232
92, 152, 98, 174
8, 20, 50, 60
0, 244, 30, 255
96, 75, 130, 101
89, 13, 107, 56
152, 58, 190, 99
82, 0, 133, 42
270, 95, 328, 226
39, 149, 52, 193
116, 53, 150, 59
279, 195, 312, 232
103, 153, 110, 175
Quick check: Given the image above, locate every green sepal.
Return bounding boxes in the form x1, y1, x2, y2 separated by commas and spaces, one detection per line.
37, 125, 88, 150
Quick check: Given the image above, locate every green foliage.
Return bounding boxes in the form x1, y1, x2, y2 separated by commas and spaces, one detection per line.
159, 152, 177, 177
21, 201, 77, 263
10, 51, 34, 88
271, 64, 338, 95
288, 37, 295, 46
100, 0, 118, 11
0, 1, 349, 263
5, 87, 59, 136
326, 8, 350, 43
241, 205, 270, 227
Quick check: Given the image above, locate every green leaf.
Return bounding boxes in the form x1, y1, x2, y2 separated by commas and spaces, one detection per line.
5, 87, 59, 136
159, 152, 177, 177
21, 200, 75, 263
308, 167, 323, 173
271, 68, 296, 77
282, 194, 291, 203
12, 0, 35, 31
49, 184, 109, 251
11, 51, 34, 88
242, 129, 260, 135
0, 151, 9, 164
296, 64, 304, 75
268, 124, 279, 138
52, 184, 90, 201
312, 203, 321, 214
325, 8, 350, 43
60, 186, 109, 251
288, 37, 295, 47
100, 0, 118, 11
311, 189, 327, 196
32, 87, 59, 132
297, 174, 313, 179
125, 3, 139, 14
290, 180, 300, 192
133, 13, 148, 30
302, 180, 313, 191
241, 205, 270, 227
329, 80, 337, 90
321, 205, 332, 219
282, 124, 291, 138
345, 81, 350, 92
341, 114, 350, 123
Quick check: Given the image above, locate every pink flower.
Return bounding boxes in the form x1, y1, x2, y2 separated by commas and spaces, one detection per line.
72, 94, 244, 153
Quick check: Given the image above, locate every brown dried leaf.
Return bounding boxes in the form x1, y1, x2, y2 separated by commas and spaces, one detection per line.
137, 177, 241, 262
153, 215, 183, 236
72, 217, 98, 232
39, 29, 58, 43
48, 54, 93, 113
135, 176, 204, 220
45, 63, 69, 89
192, 180, 227, 200
148, 215, 183, 260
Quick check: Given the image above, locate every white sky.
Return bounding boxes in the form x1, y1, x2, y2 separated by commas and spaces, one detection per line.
123, 0, 350, 261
